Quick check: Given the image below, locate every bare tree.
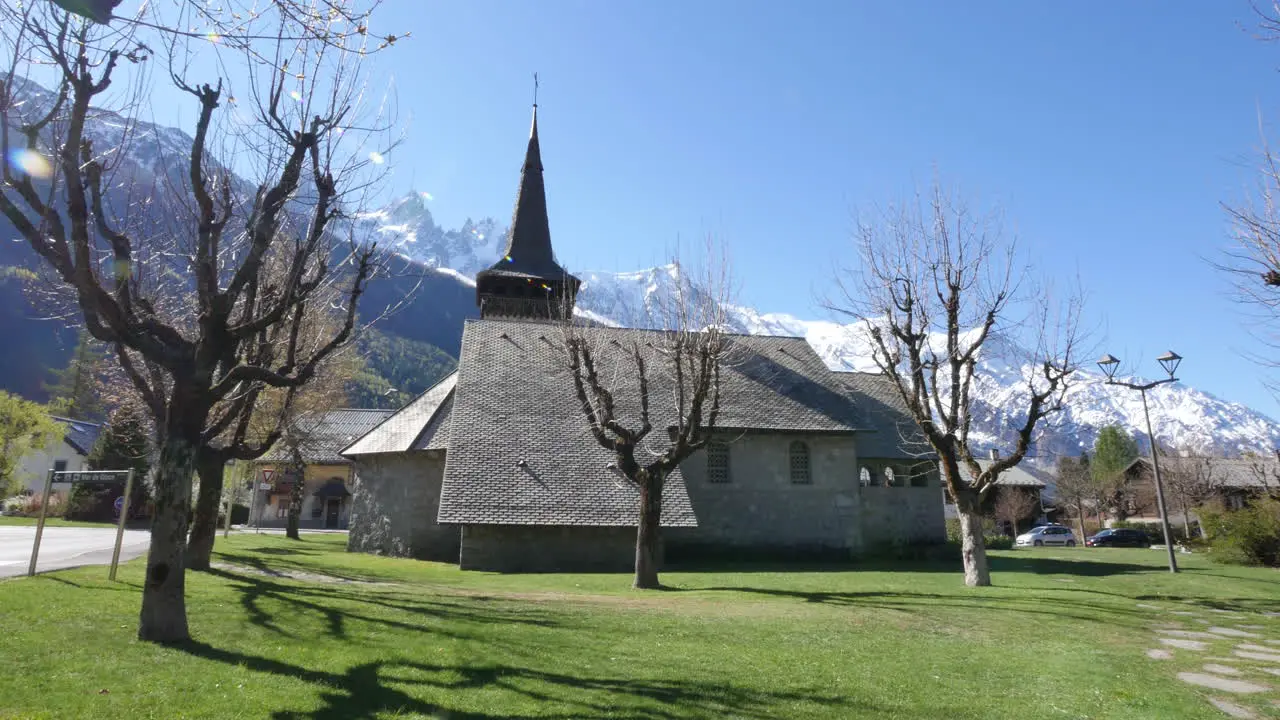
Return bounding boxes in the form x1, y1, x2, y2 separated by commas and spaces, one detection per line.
1161, 452, 1218, 538
552, 247, 734, 589
830, 184, 1082, 586
1054, 454, 1094, 541
0, 2, 399, 642
992, 488, 1039, 538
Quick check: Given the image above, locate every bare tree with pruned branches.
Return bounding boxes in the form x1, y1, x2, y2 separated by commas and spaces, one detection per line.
1161, 451, 1218, 538
551, 246, 735, 589
829, 183, 1083, 586
0, 0, 403, 642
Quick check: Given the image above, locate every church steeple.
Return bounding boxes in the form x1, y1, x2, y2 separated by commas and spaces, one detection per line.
476, 90, 580, 321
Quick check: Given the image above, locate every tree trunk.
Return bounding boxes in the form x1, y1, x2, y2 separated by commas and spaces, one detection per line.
1178, 494, 1191, 539
1075, 500, 1086, 545
955, 490, 991, 587
633, 476, 662, 590
138, 432, 197, 643
286, 472, 304, 540
185, 451, 226, 571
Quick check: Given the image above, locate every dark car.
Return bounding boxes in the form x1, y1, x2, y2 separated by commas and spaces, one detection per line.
1085, 528, 1151, 548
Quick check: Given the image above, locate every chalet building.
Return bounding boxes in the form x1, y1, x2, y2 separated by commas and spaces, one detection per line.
17, 416, 101, 493
250, 409, 393, 530
1121, 456, 1280, 524
340, 106, 945, 572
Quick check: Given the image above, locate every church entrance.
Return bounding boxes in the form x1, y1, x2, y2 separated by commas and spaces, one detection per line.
324, 499, 341, 529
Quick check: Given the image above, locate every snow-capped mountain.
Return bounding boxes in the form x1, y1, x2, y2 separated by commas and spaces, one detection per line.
7, 71, 1279, 465
360, 190, 1280, 461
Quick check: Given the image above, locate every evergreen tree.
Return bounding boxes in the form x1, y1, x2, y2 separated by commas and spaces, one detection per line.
71, 404, 153, 520
0, 392, 63, 496
45, 331, 106, 421
1091, 425, 1141, 521
1092, 425, 1139, 479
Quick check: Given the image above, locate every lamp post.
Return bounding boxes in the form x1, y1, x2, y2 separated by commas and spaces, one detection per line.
1096, 351, 1183, 574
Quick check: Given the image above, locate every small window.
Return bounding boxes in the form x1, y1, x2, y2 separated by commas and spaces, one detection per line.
883, 467, 897, 487
53, 460, 68, 473
707, 441, 731, 484
311, 500, 323, 518
859, 467, 872, 486
910, 465, 930, 487
788, 441, 811, 484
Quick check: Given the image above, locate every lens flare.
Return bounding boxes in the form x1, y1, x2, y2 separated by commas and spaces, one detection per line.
420, 191, 433, 201
6, 149, 53, 179
289, 90, 302, 101
369, 151, 385, 165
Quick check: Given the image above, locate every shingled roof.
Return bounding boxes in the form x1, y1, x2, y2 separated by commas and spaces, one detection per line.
262, 409, 395, 465
834, 372, 931, 460
475, 106, 578, 287
434, 319, 879, 527
342, 374, 457, 456
51, 416, 101, 456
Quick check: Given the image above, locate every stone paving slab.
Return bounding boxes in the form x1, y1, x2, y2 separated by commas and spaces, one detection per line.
1162, 638, 1209, 651
1235, 650, 1280, 663
1210, 627, 1262, 638
1208, 697, 1256, 719
1176, 673, 1269, 694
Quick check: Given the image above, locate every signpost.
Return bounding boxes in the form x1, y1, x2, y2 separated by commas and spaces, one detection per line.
27, 468, 136, 580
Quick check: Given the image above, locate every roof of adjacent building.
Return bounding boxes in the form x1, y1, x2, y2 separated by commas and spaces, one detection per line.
958, 460, 1048, 488
262, 408, 396, 465
342, 374, 457, 456
430, 319, 895, 528
1126, 456, 1280, 489
51, 416, 101, 456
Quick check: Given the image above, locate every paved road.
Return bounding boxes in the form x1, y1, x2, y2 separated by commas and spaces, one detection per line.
0, 526, 150, 578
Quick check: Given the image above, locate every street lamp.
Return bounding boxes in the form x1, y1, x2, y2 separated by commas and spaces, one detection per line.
1096, 351, 1183, 574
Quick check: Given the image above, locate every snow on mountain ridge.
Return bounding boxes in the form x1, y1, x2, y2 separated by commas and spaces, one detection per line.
360, 189, 1280, 459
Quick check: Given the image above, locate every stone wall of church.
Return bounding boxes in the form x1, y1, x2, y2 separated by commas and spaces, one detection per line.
859, 487, 946, 547
459, 525, 637, 572
668, 433, 864, 554
347, 450, 459, 562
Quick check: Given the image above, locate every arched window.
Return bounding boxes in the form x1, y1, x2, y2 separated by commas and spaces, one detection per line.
884, 466, 897, 487
707, 441, 731, 484
859, 467, 872, 487
789, 441, 811, 484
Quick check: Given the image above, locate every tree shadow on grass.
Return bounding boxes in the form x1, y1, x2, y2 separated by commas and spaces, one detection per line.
668, 553, 1159, 577
176, 640, 877, 719
209, 550, 377, 583
987, 556, 1153, 577
700, 585, 1157, 630
203, 567, 558, 641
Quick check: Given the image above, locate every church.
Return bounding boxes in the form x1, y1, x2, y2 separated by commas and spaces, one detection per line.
341, 106, 945, 572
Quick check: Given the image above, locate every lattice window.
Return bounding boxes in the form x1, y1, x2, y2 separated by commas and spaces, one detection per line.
859, 467, 873, 487
707, 441, 731, 484
789, 441, 811, 484
884, 467, 897, 487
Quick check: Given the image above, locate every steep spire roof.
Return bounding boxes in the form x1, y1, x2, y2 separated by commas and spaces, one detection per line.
491, 105, 560, 276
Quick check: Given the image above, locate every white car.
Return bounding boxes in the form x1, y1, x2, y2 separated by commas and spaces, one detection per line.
1015, 525, 1076, 548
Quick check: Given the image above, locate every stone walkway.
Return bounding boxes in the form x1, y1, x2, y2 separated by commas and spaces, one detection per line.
1143, 601, 1280, 719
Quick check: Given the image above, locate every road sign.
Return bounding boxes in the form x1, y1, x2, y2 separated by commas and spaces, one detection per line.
31, 468, 135, 580
260, 468, 277, 483
259, 482, 272, 491
53, 470, 129, 484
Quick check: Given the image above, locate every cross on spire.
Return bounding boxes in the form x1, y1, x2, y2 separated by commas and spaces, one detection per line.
533, 72, 539, 108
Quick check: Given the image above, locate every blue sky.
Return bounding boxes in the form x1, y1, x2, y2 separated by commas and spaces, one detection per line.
138, 2, 1280, 418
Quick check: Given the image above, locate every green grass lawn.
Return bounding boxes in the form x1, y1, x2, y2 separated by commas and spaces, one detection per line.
0, 515, 122, 528
1, 535, 1278, 719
